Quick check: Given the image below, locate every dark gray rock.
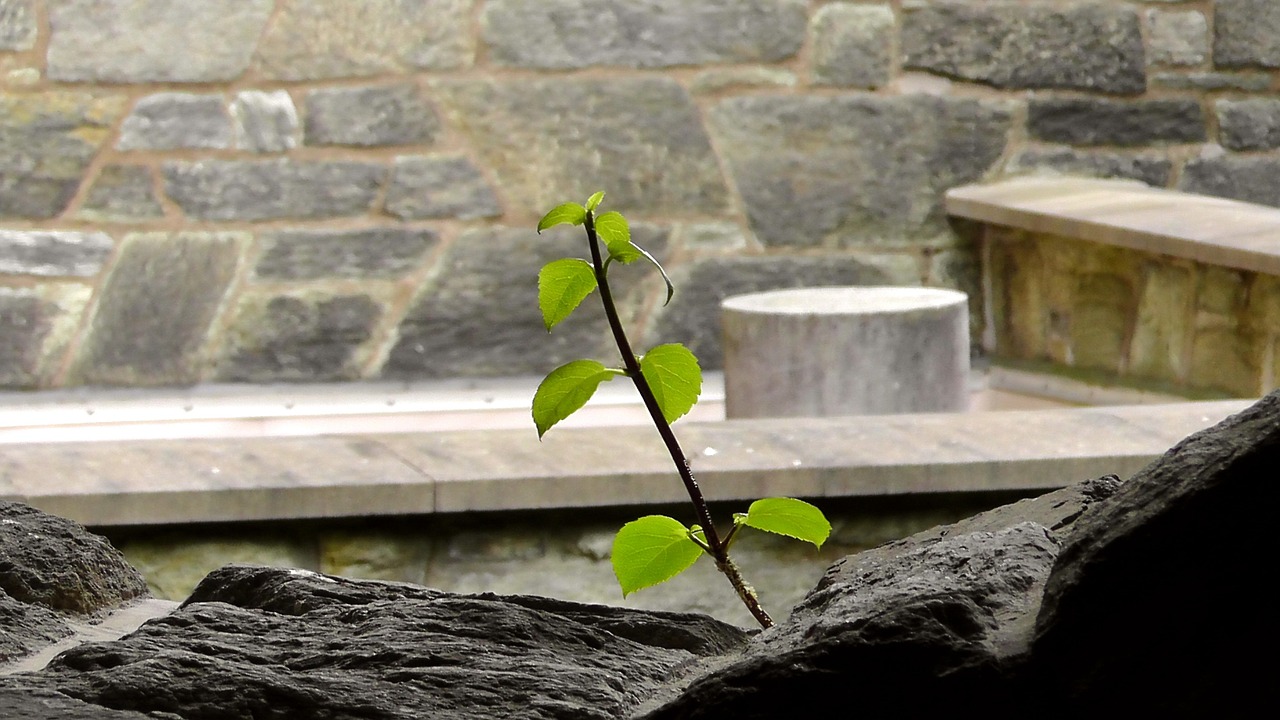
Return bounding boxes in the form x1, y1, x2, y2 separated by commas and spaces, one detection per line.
116, 93, 231, 151
76, 165, 164, 221
231, 90, 298, 153
710, 95, 1010, 247
482, 0, 805, 69
1217, 99, 1280, 151
0, 0, 35, 51
903, 3, 1145, 93
0, 591, 71, 663
0, 688, 155, 719
1214, 0, 1280, 68
0, 231, 113, 277
216, 293, 383, 382
1005, 148, 1172, 187
1180, 154, 1280, 208
304, 83, 439, 147
1151, 71, 1273, 92
384, 155, 502, 220
1027, 98, 1205, 146
163, 159, 386, 221
254, 227, 439, 280
809, 3, 893, 88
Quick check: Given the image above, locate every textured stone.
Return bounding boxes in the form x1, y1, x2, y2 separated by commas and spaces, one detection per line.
1214, 0, 1280, 68
689, 67, 796, 94
1027, 98, 1205, 146
216, 293, 383, 382
1190, 328, 1259, 396
0, 231, 113, 277
0, 592, 71, 664
986, 232, 1047, 360
1151, 71, 1273, 92
76, 165, 164, 221
1005, 148, 1172, 187
0, 92, 124, 219
254, 0, 473, 80
231, 90, 298, 153
71, 233, 244, 386
1068, 274, 1134, 373
483, 0, 804, 69
1128, 264, 1192, 383
304, 83, 439, 147
0, 285, 90, 388
902, 3, 1145, 93
1180, 155, 1280, 208
1216, 99, 1280, 151
320, 532, 433, 586
810, 3, 893, 88
384, 155, 502, 220
47, 0, 272, 82
710, 95, 1010, 247
436, 77, 727, 216
254, 227, 439, 281
163, 159, 386, 221
1146, 9, 1208, 66
0, 0, 35, 51
116, 93, 230, 151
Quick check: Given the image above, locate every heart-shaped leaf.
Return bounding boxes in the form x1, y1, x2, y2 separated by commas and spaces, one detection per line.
612, 515, 704, 597
538, 258, 598, 331
594, 211, 641, 264
639, 343, 702, 424
532, 360, 616, 438
585, 191, 605, 213
537, 202, 586, 234
737, 498, 831, 549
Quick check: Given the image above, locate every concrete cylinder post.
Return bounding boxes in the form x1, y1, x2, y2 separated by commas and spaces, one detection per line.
721, 287, 970, 419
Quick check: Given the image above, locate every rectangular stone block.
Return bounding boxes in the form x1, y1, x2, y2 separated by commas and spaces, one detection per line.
231, 90, 298, 153
163, 160, 386, 221
117, 93, 232, 151
1028, 98, 1206, 146
1129, 263, 1193, 383
1214, 0, 1280, 68
303, 84, 439, 147
0, 230, 114, 277
1217, 99, 1280, 151
383, 155, 502, 220
76, 165, 165, 222
809, 4, 893, 88
0, 285, 91, 388
253, 228, 439, 281
1180, 156, 1280, 208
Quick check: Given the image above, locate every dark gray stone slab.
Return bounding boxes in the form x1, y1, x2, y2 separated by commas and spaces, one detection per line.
1027, 98, 1205, 146
304, 83, 439, 147
1216, 99, 1280, 151
710, 95, 1010, 248
0, 0, 35, 51
116, 93, 231, 151
1180, 154, 1280, 208
902, 3, 1145, 93
231, 90, 298, 153
163, 159, 386, 221
71, 232, 243, 386
809, 3, 893, 88
436, 78, 728, 216
0, 688, 155, 719
1151, 71, 1273, 92
1005, 148, 1172, 188
0, 231, 113, 277
482, 0, 805, 69
1214, 0, 1280, 68
217, 293, 383, 382
0, 591, 71, 664
76, 165, 164, 221
384, 155, 502, 220
254, 227, 439, 280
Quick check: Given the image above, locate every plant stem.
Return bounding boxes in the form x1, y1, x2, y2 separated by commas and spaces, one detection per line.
584, 213, 774, 629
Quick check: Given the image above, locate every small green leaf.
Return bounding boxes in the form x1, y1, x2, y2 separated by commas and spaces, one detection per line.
585, 191, 605, 213
638, 343, 702, 424
537, 202, 586, 233
612, 515, 704, 597
594, 211, 641, 264
532, 360, 615, 438
740, 498, 831, 549
538, 259, 598, 331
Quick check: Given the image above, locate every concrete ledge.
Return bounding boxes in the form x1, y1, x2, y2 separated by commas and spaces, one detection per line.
0, 401, 1248, 527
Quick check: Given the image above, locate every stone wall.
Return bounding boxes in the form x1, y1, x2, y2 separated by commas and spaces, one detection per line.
3, 0, 1279, 389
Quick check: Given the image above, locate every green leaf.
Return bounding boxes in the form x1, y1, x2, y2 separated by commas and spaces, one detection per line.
594, 211, 641, 264
638, 343, 702, 424
612, 515, 704, 597
532, 360, 616, 438
585, 191, 605, 213
537, 202, 586, 234
738, 498, 831, 549
538, 259, 598, 331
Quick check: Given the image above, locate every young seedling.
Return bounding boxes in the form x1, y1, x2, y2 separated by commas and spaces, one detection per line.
533, 192, 830, 629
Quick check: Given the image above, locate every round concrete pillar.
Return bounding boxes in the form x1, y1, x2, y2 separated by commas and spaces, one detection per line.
721, 287, 970, 418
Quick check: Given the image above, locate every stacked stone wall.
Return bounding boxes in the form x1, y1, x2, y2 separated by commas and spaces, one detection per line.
2, 0, 1278, 389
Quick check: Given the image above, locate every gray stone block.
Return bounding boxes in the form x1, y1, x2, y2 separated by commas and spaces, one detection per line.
0, 289, 71, 388
1216, 99, 1280, 151
0, 230, 113, 277
810, 3, 894, 88
253, 227, 439, 281
435, 77, 728, 216
217, 293, 383, 382
77, 165, 165, 221
1027, 99, 1205, 146
1146, 9, 1208, 66
163, 159, 386, 221
902, 2, 1145, 93
1151, 71, 1272, 92
384, 155, 502, 220
482, 0, 805, 69
710, 95, 1010, 248
47, 0, 272, 82
1180, 155, 1280, 208
304, 84, 439, 147
232, 91, 298, 153
1214, 0, 1280, 68
1006, 148, 1172, 187
71, 232, 244, 386
117, 93, 232, 151
0, 0, 35, 50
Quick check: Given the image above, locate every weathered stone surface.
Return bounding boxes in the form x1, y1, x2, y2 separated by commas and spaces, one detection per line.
1005, 148, 1172, 187
254, 227, 439, 280
483, 0, 805, 69
1027, 98, 1205, 146
710, 95, 1010, 247
689, 67, 796, 95
902, 3, 1145, 93
163, 159, 386, 221
810, 3, 893, 88
76, 165, 164, 221
0, 591, 71, 664
254, 0, 473, 79
986, 230, 1047, 360
1128, 263, 1192, 382
1069, 273, 1134, 373
384, 155, 502, 220
0, 687, 155, 719
0, 0, 35, 51
1214, 0, 1280, 68
436, 77, 728, 216
71, 233, 243, 386
0, 285, 90, 388
231, 90, 298, 153
118, 536, 316, 602
1151, 71, 1273, 92
1217, 99, 1280, 151
47, 0, 272, 82
116, 93, 230, 150
0, 92, 124, 219
1180, 155, 1280, 208
304, 83, 439, 147
0, 231, 113, 277
1146, 9, 1208, 65
384, 224, 668, 378
216, 292, 383, 382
